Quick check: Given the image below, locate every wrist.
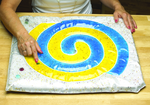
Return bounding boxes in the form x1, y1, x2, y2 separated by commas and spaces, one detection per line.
114, 3, 125, 11
16, 30, 29, 40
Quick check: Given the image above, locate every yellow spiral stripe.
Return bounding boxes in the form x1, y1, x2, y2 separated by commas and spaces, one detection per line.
25, 23, 117, 82
48, 28, 91, 63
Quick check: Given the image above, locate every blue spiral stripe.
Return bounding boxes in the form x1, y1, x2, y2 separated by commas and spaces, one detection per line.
38, 34, 104, 72
37, 20, 129, 75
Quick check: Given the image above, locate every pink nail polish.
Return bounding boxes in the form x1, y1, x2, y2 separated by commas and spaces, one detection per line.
115, 19, 118, 23
135, 26, 137, 28
131, 29, 134, 33
35, 59, 38, 63
40, 50, 43, 53
133, 29, 135, 32
128, 26, 130, 29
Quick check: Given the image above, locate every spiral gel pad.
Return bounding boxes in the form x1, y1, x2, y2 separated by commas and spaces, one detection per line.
6, 16, 145, 93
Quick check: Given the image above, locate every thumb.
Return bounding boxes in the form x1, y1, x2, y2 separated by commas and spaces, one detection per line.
113, 12, 119, 23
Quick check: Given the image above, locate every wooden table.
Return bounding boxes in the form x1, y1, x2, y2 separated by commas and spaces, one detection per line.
0, 13, 150, 105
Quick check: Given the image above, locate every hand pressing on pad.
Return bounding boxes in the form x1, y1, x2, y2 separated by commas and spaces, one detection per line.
17, 33, 43, 63
113, 6, 137, 33
100, 0, 137, 33
0, 0, 42, 63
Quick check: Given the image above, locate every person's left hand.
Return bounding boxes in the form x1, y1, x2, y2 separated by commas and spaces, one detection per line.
113, 7, 137, 33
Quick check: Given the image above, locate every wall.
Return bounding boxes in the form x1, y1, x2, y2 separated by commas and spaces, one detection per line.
0, 0, 150, 15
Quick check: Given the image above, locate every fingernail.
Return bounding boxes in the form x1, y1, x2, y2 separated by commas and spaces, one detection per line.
128, 26, 130, 29
115, 19, 118, 23
133, 29, 135, 32
131, 29, 134, 33
40, 50, 43, 53
35, 59, 38, 63
135, 26, 137, 28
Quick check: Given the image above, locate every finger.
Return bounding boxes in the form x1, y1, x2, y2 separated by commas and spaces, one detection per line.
127, 15, 134, 32
113, 12, 119, 23
23, 50, 27, 56
35, 42, 43, 53
132, 19, 137, 29
18, 45, 23, 55
121, 13, 130, 29
20, 43, 26, 53
25, 41, 32, 56
20, 44, 27, 56
21, 44, 27, 56
30, 40, 38, 63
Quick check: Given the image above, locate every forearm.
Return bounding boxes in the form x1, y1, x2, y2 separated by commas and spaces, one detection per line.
100, 0, 125, 11
0, 5, 29, 39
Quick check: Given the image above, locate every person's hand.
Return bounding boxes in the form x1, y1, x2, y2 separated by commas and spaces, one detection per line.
17, 34, 43, 63
113, 7, 137, 33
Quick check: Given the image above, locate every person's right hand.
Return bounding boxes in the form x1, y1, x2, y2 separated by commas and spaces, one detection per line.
17, 34, 43, 63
